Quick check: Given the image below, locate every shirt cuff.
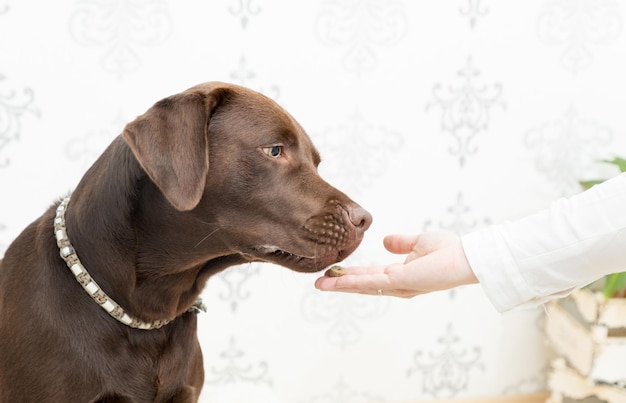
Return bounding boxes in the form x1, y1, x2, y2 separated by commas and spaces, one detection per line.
461, 227, 535, 312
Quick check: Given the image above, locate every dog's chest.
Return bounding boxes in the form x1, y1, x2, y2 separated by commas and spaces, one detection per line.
80, 321, 200, 401
124, 329, 196, 383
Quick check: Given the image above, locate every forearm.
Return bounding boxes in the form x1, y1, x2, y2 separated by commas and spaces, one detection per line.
462, 172, 626, 312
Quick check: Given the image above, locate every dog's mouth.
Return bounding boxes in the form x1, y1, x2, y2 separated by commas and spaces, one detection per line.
237, 202, 370, 273
242, 245, 346, 273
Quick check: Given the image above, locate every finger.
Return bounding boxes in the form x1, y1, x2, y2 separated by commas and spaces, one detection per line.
314, 265, 389, 289
314, 275, 337, 290
315, 280, 424, 299
314, 276, 375, 294
315, 270, 391, 292
404, 251, 420, 264
329, 265, 389, 276
383, 234, 419, 255
340, 288, 420, 298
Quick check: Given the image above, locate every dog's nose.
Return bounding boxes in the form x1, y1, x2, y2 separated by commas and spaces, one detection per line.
347, 205, 372, 231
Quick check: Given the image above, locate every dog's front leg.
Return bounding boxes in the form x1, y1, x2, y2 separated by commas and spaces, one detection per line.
169, 343, 204, 403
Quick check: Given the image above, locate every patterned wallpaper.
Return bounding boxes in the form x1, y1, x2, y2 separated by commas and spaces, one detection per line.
1, 1, 625, 402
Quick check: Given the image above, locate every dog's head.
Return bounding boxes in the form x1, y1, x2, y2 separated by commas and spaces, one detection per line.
122, 82, 371, 273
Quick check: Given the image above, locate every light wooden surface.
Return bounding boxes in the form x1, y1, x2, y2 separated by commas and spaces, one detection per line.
405, 392, 550, 403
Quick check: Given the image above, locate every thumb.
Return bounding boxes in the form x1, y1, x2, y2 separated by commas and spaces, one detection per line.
382, 234, 418, 255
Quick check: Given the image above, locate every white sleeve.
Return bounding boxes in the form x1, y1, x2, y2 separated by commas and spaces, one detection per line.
461, 172, 626, 312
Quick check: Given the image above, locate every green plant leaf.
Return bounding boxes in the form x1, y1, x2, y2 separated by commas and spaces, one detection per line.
579, 180, 604, 190
579, 157, 626, 191
601, 157, 626, 173
603, 272, 626, 299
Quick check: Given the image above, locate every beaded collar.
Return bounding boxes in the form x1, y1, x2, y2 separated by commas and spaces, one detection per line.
53, 195, 205, 330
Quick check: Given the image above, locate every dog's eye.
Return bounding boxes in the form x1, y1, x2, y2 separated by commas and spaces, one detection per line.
262, 145, 283, 158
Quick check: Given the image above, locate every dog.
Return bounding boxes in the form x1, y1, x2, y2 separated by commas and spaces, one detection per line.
0, 82, 372, 402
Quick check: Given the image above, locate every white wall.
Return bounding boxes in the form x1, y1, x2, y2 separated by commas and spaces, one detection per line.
1, 1, 625, 402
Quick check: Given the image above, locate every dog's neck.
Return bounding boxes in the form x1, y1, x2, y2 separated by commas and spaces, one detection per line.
54, 195, 207, 330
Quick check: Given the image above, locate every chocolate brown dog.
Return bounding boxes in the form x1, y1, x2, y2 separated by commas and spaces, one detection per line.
0, 82, 371, 402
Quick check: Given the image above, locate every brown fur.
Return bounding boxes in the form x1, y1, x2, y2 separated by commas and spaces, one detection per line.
0, 82, 371, 402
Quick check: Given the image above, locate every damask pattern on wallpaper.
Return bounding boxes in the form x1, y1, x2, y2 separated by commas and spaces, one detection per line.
314, 0, 408, 76
65, 112, 129, 169
314, 110, 404, 197
301, 291, 390, 350
427, 56, 505, 167
69, 0, 172, 77
422, 192, 492, 236
407, 324, 484, 398
204, 336, 273, 386
524, 106, 614, 196
0, 76, 38, 168
212, 264, 262, 312
460, 0, 489, 29
537, 0, 621, 73
228, 0, 262, 29
301, 378, 384, 403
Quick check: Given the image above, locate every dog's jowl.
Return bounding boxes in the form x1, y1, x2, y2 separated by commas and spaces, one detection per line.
0, 82, 371, 403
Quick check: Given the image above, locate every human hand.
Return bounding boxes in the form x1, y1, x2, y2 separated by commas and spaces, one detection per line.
314, 231, 478, 297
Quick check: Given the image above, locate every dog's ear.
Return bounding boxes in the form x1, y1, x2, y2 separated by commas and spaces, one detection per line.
122, 90, 223, 211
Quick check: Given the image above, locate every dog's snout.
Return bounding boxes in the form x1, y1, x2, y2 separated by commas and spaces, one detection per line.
347, 205, 372, 231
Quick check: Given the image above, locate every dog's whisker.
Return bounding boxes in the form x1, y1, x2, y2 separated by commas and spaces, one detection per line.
196, 219, 217, 226
194, 228, 219, 248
